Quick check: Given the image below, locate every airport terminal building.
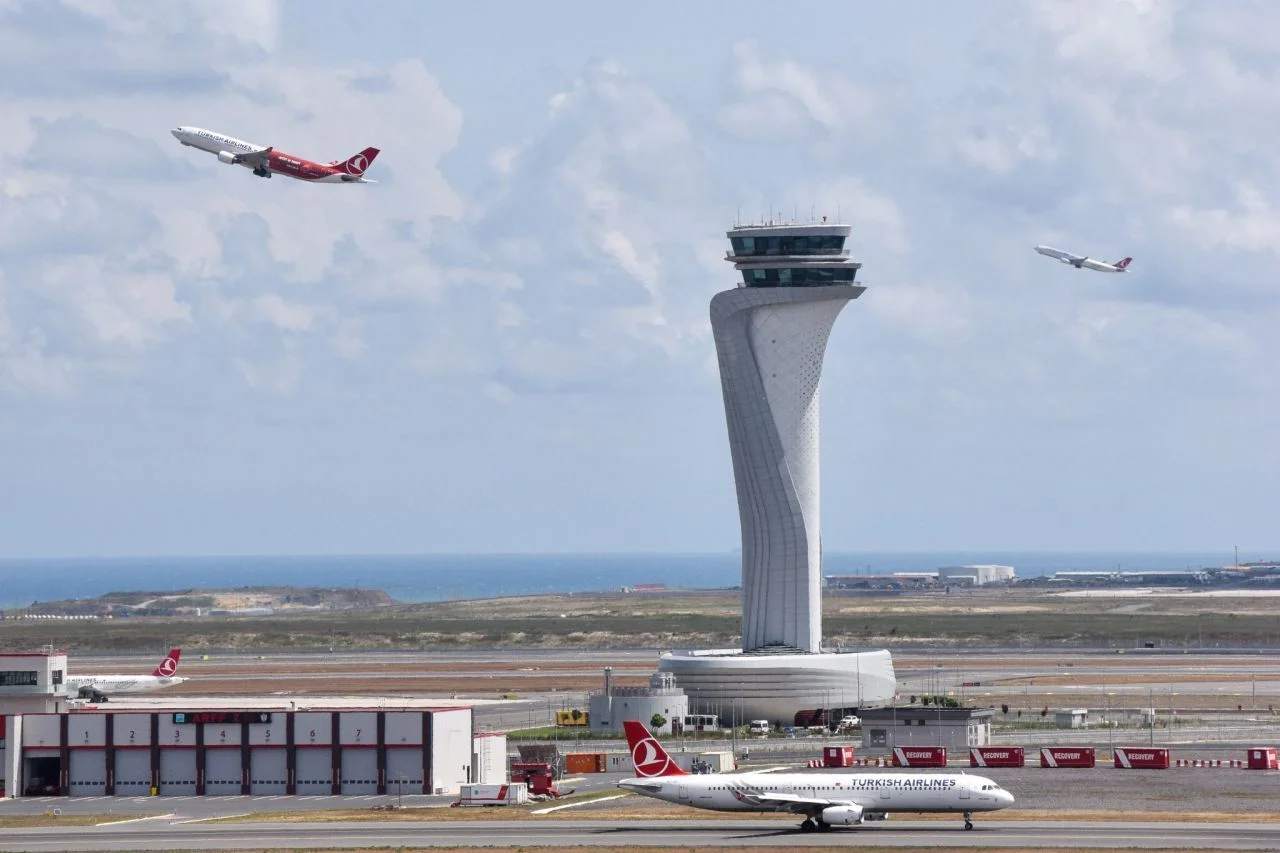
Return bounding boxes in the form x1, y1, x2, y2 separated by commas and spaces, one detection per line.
0, 652, 484, 799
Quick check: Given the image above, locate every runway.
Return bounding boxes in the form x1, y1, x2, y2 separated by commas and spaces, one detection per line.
3, 818, 1278, 851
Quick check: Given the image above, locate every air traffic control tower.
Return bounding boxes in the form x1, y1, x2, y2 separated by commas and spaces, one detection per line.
657, 220, 896, 725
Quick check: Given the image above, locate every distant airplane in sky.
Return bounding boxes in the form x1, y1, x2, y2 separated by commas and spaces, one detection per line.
1035, 245, 1131, 273
171, 126, 379, 183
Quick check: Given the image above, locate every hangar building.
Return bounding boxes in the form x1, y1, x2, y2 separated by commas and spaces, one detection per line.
0, 651, 487, 799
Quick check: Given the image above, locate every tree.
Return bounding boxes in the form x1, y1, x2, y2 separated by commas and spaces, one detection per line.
650, 713, 667, 730
570, 709, 582, 722
1001, 704, 1009, 715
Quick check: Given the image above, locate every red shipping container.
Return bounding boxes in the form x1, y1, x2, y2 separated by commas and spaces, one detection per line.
1247, 747, 1278, 770
1040, 747, 1096, 768
892, 746, 946, 767
1114, 747, 1170, 769
823, 746, 855, 768
970, 747, 1024, 768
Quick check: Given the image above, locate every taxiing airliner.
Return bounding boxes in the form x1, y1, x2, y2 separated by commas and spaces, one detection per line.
171, 126, 379, 183
1035, 245, 1132, 273
617, 720, 1014, 833
65, 649, 186, 702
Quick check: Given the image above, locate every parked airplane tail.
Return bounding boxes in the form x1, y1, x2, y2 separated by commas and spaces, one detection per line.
152, 648, 182, 677
333, 147, 380, 176
1115, 257, 1132, 270
622, 720, 690, 778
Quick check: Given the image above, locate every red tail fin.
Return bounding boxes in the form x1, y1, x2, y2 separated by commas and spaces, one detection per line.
1115, 257, 1132, 270
622, 720, 688, 777
153, 648, 181, 677
335, 147, 379, 176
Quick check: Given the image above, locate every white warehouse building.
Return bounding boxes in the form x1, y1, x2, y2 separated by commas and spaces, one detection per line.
588, 670, 688, 735
935, 565, 1016, 586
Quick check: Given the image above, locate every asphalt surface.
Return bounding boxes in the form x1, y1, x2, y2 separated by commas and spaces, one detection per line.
3, 818, 1279, 851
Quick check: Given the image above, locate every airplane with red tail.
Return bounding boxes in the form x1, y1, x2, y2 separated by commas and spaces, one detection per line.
64, 649, 186, 702
171, 126, 379, 183
618, 720, 1013, 833
1035, 245, 1132, 273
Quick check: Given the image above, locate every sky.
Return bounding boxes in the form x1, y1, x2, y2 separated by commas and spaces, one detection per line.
1, 0, 1277, 558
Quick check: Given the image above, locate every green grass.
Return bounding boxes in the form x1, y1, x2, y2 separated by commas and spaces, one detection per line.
4, 589, 1277, 654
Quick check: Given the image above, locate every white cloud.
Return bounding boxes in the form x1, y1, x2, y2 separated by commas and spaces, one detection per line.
719, 40, 874, 141
1168, 184, 1280, 255
866, 283, 973, 345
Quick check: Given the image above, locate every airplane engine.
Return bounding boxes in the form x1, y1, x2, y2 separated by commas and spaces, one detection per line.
217, 150, 238, 165
821, 804, 863, 826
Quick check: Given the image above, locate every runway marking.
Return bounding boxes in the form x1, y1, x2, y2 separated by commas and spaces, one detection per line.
531, 794, 628, 814
558, 776, 586, 783
171, 813, 251, 824
94, 813, 175, 826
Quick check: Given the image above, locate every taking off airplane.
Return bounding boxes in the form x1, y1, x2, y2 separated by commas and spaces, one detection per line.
1035, 245, 1132, 273
170, 126, 379, 183
617, 720, 1013, 833
65, 649, 186, 702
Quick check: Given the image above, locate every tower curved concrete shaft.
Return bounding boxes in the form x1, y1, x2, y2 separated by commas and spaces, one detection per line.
657, 220, 894, 726
711, 223, 863, 653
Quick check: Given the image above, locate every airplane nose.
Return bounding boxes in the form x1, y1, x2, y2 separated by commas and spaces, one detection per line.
170, 128, 183, 139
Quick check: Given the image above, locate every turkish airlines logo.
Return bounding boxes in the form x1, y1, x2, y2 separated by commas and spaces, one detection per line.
345, 155, 368, 175
158, 656, 178, 677
631, 735, 676, 777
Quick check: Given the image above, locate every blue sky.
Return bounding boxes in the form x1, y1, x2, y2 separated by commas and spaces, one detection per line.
1, 0, 1276, 558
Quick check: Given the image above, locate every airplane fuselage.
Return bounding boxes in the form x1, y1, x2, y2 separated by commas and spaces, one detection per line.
619, 770, 1013, 818
170, 126, 375, 183
1034, 244, 1129, 273
64, 674, 185, 696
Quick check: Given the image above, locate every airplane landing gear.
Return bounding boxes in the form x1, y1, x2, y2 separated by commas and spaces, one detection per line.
799, 818, 816, 833
963, 810, 973, 831
253, 167, 271, 178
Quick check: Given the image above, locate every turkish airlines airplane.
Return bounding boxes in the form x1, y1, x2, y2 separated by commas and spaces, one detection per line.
65, 649, 186, 702
1035, 245, 1132, 273
170, 126, 379, 183
617, 721, 1013, 833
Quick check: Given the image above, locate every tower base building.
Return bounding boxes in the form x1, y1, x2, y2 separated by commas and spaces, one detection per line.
657, 647, 895, 726
658, 220, 895, 726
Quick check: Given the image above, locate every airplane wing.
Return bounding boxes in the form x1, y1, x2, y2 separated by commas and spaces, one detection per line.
232, 146, 272, 169
733, 789, 849, 812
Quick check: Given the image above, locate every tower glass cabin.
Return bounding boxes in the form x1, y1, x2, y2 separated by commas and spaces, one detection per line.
727, 222, 862, 289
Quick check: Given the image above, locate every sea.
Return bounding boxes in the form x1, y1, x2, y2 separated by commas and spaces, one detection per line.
0, 551, 1244, 610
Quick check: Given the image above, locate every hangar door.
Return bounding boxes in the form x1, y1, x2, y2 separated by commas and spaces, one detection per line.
295, 749, 332, 794
250, 749, 287, 794
385, 749, 424, 795
69, 751, 107, 795
204, 750, 242, 795
339, 749, 378, 794
159, 750, 197, 795
114, 750, 151, 795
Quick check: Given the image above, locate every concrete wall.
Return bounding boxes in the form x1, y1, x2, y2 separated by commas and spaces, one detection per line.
710, 284, 861, 653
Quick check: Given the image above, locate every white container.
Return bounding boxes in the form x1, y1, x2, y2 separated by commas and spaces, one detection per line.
456, 782, 528, 806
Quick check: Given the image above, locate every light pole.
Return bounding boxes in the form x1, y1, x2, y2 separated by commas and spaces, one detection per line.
1149, 687, 1154, 747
